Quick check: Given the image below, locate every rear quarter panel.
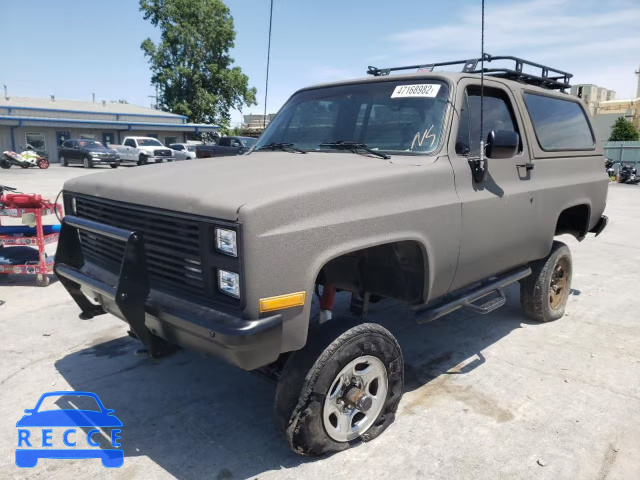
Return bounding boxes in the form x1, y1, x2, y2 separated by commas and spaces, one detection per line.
513, 88, 608, 250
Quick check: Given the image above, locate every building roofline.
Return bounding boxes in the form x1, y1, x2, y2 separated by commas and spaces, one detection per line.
0, 115, 218, 130
0, 104, 188, 120
599, 97, 640, 104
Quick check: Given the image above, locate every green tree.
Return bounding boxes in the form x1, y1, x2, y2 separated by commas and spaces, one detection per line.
139, 0, 257, 129
609, 117, 640, 141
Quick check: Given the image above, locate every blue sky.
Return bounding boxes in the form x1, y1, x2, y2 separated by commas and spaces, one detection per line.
2, 0, 639, 126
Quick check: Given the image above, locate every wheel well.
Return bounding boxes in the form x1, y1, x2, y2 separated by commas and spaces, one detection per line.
555, 204, 590, 240
316, 241, 426, 304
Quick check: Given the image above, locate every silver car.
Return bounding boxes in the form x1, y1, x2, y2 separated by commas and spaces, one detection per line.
169, 143, 197, 160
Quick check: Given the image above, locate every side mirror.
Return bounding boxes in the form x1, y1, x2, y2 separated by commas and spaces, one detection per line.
486, 130, 519, 159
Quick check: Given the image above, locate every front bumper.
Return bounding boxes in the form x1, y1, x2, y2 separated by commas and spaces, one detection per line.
150, 155, 174, 162
54, 215, 282, 370
91, 156, 120, 165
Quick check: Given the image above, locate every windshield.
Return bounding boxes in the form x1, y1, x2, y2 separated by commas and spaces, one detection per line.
138, 138, 163, 147
78, 140, 104, 150
241, 137, 257, 148
255, 80, 450, 155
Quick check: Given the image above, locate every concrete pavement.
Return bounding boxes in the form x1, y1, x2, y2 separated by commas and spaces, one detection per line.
1, 165, 639, 479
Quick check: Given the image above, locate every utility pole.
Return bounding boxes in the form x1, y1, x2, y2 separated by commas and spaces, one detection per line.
264, 0, 274, 130
149, 85, 160, 109
635, 65, 640, 99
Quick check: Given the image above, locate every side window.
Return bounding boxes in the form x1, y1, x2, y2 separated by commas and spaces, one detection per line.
124, 139, 136, 148
62, 140, 73, 148
230, 139, 241, 147
218, 137, 230, 147
523, 93, 594, 150
456, 86, 519, 156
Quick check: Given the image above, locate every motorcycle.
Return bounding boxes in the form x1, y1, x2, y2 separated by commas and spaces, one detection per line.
1, 146, 50, 169
605, 158, 616, 180
618, 163, 640, 185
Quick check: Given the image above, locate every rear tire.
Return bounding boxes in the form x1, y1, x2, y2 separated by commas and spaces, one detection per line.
275, 322, 404, 456
520, 241, 572, 322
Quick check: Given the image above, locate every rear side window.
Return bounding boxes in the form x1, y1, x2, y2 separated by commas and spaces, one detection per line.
218, 137, 230, 147
523, 93, 594, 150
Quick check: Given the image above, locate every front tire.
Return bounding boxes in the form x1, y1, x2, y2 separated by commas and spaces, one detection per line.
0, 159, 11, 169
137, 154, 148, 166
60, 155, 68, 167
83, 156, 93, 169
275, 322, 404, 456
520, 241, 572, 322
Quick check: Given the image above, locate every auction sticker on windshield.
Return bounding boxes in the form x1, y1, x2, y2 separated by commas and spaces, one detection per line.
391, 84, 441, 98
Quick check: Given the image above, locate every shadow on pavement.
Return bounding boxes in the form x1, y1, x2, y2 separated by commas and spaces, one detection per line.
55, 283, 531, 479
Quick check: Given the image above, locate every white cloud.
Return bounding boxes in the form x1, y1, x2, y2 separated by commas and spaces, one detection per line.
387, 0, 640, 98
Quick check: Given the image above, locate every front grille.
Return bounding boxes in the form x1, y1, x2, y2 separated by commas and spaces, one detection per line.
74, 196, 208, 302
154, 149, 171, 156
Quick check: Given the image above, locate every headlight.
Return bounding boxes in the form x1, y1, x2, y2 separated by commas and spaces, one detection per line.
218, 269, 240, 298
91, 152, 100, 157
215, 228, 237, 256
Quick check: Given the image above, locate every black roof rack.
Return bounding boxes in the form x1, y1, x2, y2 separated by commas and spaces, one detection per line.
366, 54, 573, 92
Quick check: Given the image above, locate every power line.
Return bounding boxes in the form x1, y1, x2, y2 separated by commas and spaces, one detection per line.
264, 0, 274, 129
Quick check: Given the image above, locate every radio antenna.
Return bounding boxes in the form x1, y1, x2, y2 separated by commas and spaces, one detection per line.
479, 0, 485, 165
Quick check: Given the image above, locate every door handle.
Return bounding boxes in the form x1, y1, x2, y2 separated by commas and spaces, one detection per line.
517, 162, 535, 171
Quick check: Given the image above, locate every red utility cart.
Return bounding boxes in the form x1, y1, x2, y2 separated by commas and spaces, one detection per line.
0, 193, 62, 287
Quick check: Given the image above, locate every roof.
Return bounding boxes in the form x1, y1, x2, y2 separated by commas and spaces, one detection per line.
599, 97, 640, 104
0, 95, 186, 119
299, 72, 564, 97
0, 114, 218, 131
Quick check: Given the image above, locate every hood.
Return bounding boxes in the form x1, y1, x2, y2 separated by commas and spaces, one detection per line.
63, 151, 417, 221
87, 147, 116, 154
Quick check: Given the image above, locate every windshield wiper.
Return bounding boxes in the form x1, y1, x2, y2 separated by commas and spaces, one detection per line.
256, 142, 307, 154
319, 141, 390, 159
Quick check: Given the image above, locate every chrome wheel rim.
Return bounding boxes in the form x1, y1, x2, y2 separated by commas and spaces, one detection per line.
322, 355, 388, 442
83, 158, 89, 168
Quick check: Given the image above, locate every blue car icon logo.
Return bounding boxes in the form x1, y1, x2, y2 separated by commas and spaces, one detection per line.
16, 391, 123, 468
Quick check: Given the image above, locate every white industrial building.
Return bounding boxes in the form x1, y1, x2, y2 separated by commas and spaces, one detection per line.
0, 95, 218, 163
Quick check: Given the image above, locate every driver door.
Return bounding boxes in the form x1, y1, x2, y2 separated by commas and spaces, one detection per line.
448, 78, 543, 291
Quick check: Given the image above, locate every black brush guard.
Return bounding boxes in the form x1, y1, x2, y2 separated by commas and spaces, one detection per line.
54, 215, 283, 368
55, 215, 170, 356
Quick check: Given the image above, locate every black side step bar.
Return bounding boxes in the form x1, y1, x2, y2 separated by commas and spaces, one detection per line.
55, 215, 170, 357
414, 266, 531, 325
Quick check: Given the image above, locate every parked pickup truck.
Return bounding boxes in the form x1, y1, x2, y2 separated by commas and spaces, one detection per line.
55, 54, 608, 457
195, 136, 257, 158
109, 137, 174, 165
